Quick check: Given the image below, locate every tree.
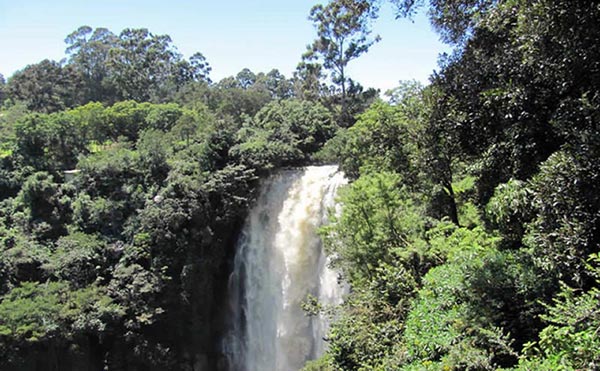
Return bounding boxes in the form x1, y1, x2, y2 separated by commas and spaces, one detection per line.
524, 150, 600, 289
0, 98, 28, 157
49, 232, 110, 288
231, 99, 334, 169
189, 52, 212, 83
322, 172, 425, 285
65, 26, 119, 103
14, 171, 71, 240
6, 60, 85, 113
293, 61, 326, 102
64, 26, 212, 104
14, 111, 88, 170
304, 0, 380, 126
331, 100, 416, 179
172, 52, 213, 90
107, 28, 181, 102
0, 281, 123, 370
307, 1, 600, 369
422, 0, 497, 44
183, 52, 212, 84
0, 73, 6, 105
72, 143, 144, 238
354, 0, 498, 45
254, 69, 294, 100
235, 68, 257, 89
417, 85, 464, 225
514, 254, 600, 370
211, 73, 272, 121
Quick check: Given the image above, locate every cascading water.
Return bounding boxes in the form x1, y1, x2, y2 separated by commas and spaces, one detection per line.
223, 165, 347, 371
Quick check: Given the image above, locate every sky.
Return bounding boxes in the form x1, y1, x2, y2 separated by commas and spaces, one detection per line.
0, 0, 450, 93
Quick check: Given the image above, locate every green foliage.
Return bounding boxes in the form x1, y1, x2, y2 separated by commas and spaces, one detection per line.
108, 262, 165, 328
6, 60, 85, 113
136, 129, 172, 186
210, 73, 273, 121
319, 81, 429, 180
233, 125, 302, 169
0, 230, 51, 287
102, 100, 182, 142
514, 255, 600, 370
47, 232, 110, 287
401, 264, 504, 371
320, 190, 551, 371
327, 288, 406, 370
64, 26, 119, 103
7, 100, 187, 173
76, 142, 140, 195
321, 224, 507, 371
257, 69, 295, 100
322, 172, 425, 285
421, 0, 600, 205
170, 106, 212, 146
302, 354, 335, 371
72, 194, 131, 238
485, 179, 533, 248
0, 102, 28, 153
0, 282, 70, 343
231, 99, 334, 169
524, 150, 600, 288
398, 232, 530, 370
14, 112, 86, 170
0, 74, 5, 106
13, 171, 71, 240
331, 100, 416, 179
256, 99, 334, 154
0, 281, 123, 361
4, 26, 213, 110
106, 28, 199, 102
321, 82, 465, 225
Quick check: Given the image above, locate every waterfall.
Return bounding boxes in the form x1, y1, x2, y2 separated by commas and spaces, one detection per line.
223, 165, 347, 371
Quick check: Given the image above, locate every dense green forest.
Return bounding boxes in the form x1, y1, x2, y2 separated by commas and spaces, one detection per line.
1, 0, 599, 370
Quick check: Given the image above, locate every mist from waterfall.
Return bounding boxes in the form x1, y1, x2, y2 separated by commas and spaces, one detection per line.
223, 165, 347, 371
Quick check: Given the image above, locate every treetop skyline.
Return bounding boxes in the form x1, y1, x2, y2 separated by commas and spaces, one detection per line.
0, 0, 447, 92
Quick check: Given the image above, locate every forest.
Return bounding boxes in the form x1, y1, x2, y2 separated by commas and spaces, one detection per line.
0, 0, 599, 370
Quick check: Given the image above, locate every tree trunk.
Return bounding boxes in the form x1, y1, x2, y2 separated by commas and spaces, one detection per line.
443, 179, 460, 226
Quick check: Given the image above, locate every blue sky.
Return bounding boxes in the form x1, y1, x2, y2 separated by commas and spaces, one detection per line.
0, 0, 450, 92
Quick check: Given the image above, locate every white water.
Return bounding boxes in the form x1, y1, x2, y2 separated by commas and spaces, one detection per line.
224, 166, 347, 371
